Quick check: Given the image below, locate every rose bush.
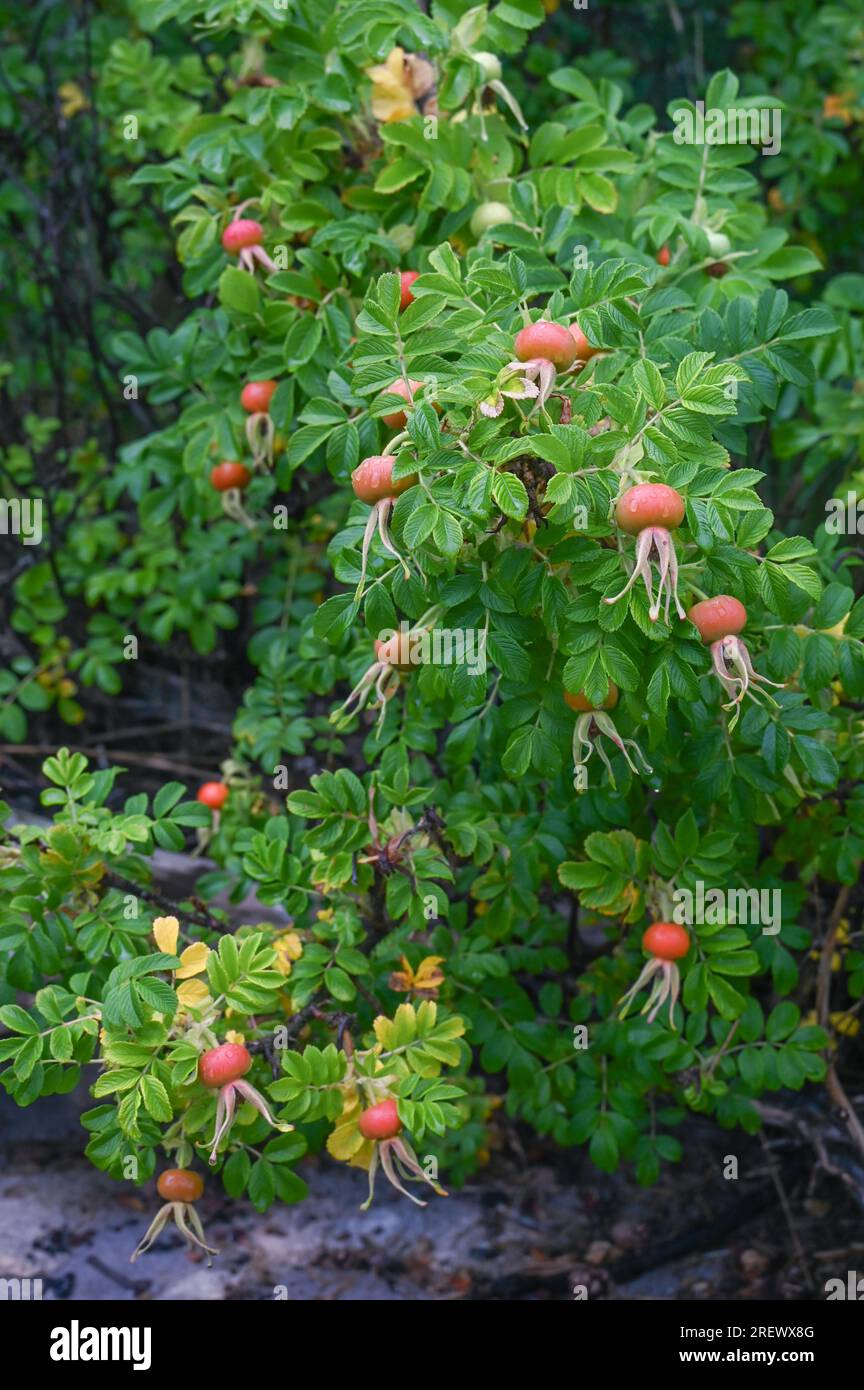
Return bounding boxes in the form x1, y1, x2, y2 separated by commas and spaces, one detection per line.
1, 0, 863, 1258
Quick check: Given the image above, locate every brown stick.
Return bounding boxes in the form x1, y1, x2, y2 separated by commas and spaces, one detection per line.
86, 1255, 150, 1293
0, 744, 215, 779
78, 720, 233, 745
816, 885, 864, 1163
100, 868, 230, 936
757, 1129, 814, 1290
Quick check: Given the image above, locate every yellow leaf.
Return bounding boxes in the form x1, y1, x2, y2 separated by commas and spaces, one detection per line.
831, 1011, 859, 1037
366, 46, 406, 89
375, 1001, 419, 1049
327, 1119, 369, 1163
823, 92, 855, 124
415, 999, 437, 1034
274, 931, 303, 976
177, 979, 210, 1008
388, 953, 417, 992
152, 916, 179, 954
279, 931, 304, 961
225, 1029, 246, 1045
372, 92, 416, 123
58, 81, 89, 118
347, 1139, 375, 1170
397, 1001, 419, 1031
326, 1086, 372, 1165
176, 942, 210, 979
366, 46, 417, 125
414, 956, 445, 988
373, 1014, 395, 1049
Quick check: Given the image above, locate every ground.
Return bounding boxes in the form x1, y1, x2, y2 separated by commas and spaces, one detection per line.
2, 812, 861, 1302
1, 1077, 859, 1301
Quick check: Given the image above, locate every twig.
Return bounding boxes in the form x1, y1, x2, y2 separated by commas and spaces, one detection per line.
757, 1130, 814, 1290
754, 1100, 864, 1210
353, 977, 385, 1014
0, 744, 217, 780
78, 720, 234, 746
815, 885, 864, 1163
816, 884, 851, 1025
100, 868, 231, 936
86, 1255, 150, 1294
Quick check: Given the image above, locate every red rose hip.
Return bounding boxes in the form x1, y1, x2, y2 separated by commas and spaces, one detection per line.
351, 455, 417, 504
688, 595, 782, 727
358, 1098, 402, 1140
241, 380, 278, 413
210, 461, 251, 492
400, 270, 420, 310
568, 321, 601, 362
643, 922, 691, 961
688, 595, 747, 644
157, 1168, 204, 1203
564, 683, 619, 712
605, 484, 687, 623
380, 378, 425, 429
375, 633, 418, 672
198, 1043, 252, 1088
197, 781, 229, 810
514, 320, 579, 369
615, 483, 685, 535
619, 921, 691, 1027
222, 219, 264, 254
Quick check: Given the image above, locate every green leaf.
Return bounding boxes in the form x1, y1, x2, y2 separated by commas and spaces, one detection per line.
580, 172, 618, 213
766, 1002, 799, 1042
706, 973, 747, 1019
218, 266, 261, 316
0, 1005, 40, 1034
222, 1149, 251, 1198
632, 360, 666, 412
589, 1119, 620, 1172
403, 502, 439, 547
491, 471, 529, 520
247, 1158, 276, 1211
325, 967, 356, 1002
153, 782, 186, 818
284, 315, 323, 368
375, 159, 425, 194
139, 1074, 173, 1121
93, 1069, 141, 1096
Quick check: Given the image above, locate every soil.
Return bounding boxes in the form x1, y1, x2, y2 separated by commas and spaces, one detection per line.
1, 783, 862, 1302
2, 1073, 861, 1301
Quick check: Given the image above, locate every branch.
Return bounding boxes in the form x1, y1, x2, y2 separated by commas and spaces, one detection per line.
98, 867, 231, 937
816, 884, 864, 1164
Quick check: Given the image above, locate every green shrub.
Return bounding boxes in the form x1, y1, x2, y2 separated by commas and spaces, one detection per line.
1, 0, 862, 1253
